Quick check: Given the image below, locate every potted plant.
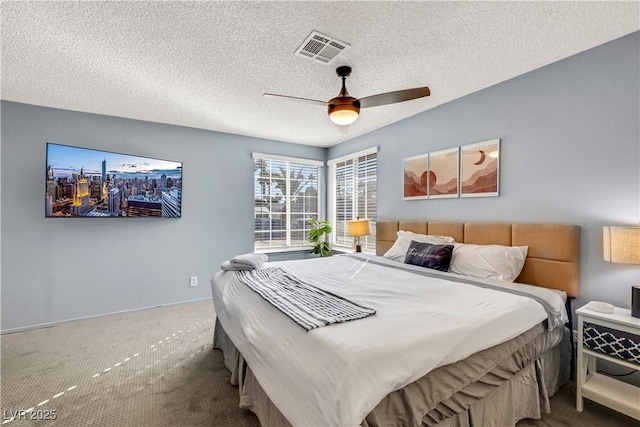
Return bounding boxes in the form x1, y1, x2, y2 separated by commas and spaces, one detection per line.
309, 219, 332, 257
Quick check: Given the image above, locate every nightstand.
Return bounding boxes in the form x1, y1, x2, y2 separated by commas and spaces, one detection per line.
576, 304, 640, 420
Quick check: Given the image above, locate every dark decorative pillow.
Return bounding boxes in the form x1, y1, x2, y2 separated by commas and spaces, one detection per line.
404, 241, 454, 272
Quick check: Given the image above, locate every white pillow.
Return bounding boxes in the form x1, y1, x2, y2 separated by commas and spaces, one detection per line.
383, 230, 456, 262
449, 243, 528, 282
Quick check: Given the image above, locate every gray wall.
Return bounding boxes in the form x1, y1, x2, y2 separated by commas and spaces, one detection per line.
0, 102, 325, 332
328, 32, 640, 314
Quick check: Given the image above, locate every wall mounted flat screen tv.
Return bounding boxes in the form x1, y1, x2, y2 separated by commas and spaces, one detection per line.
46, 143, 182, 218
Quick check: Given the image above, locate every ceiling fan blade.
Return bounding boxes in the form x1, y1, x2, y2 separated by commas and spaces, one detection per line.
263, 93, 327, 107
359, 87, 431, 108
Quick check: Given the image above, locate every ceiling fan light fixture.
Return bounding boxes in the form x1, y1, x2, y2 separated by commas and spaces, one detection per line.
328, 97, 360, 125
329, 107, 359, 125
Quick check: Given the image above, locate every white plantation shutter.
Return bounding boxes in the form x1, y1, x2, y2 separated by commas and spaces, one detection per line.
329, 148, 378, 253
253, 153, 323, 251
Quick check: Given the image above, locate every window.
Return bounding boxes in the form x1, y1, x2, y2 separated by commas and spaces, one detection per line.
253, 153, 323, 251
329, 148, 378, 252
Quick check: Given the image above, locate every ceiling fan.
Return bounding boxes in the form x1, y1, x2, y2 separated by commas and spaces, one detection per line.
263, 66, 431, 126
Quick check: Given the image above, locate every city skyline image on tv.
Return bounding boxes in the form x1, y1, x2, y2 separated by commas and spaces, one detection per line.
45, 143, 182, 218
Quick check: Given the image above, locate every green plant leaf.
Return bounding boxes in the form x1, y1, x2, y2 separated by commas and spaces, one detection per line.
308, 219, 332, 257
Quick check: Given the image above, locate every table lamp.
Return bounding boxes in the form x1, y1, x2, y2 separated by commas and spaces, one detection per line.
603, 226, 640, 318
347, 218, 370, 253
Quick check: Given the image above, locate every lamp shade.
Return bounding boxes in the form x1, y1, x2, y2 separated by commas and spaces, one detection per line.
347, 219, 370, 237
603, 226, 640, 264
328, 96, 360, 125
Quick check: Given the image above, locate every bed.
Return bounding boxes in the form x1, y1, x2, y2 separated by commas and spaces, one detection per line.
211, 220, 579, 427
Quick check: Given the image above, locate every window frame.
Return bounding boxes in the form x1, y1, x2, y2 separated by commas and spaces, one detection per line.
328, 147, 378, 253
253, 153, 324, 253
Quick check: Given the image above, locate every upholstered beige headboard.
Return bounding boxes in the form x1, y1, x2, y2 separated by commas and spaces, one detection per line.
376, 220, 580, 298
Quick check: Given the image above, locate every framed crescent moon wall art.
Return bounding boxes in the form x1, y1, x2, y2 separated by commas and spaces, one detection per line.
403, 153, 428, 200
428, 147, 459, 199
460, 139, 500, 197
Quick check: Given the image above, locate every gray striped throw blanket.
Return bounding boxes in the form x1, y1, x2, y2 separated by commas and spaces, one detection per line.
235, 267, 376, 331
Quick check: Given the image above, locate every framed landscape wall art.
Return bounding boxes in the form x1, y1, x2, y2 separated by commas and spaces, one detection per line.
403, 154, 428, 200
460, 139, 500, 197
428, 147, 459, 199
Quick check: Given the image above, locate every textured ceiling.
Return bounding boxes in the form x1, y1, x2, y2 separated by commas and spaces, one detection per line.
2, 1, 638, 148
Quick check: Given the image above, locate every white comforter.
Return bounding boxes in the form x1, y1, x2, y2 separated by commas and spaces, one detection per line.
210, 254, 567, 427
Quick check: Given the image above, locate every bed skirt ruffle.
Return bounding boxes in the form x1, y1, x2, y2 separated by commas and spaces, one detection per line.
213, 318, 570, 427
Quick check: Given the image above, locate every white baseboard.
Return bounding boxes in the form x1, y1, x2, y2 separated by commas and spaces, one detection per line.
1, 297, 211, 335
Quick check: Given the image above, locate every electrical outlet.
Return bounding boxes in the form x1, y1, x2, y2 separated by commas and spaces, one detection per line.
189, 276, 198, 287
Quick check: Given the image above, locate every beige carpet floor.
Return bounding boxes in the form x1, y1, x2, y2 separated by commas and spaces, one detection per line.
1, 300, 636, 426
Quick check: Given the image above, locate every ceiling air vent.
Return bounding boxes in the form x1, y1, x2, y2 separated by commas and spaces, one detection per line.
295, 31, 350, 65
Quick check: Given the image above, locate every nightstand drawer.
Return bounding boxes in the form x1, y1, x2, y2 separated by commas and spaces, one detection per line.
583, 322, 640, 365
577, 305, 640, 419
